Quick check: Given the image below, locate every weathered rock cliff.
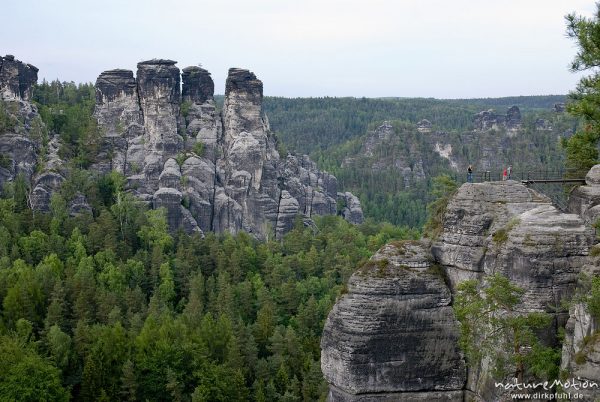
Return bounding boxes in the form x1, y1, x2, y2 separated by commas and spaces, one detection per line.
432, 180, 593, 400
0, 55, 50, 208
93, 60, 363, 238
1, 55, 362, 237
321, 241, 466, 401
568, 164, 600, 226
322, 180, 595, 401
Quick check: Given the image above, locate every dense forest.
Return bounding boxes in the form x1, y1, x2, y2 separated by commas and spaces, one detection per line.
261, 95, 568, 155
0, 171, 418, 401
220, 94, 579, 227
0, 79, 593, 400
0, 81, 424, 400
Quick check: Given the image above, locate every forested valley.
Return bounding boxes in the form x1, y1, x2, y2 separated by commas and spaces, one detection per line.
262, 95, 580, 227
0, 79, 587, 401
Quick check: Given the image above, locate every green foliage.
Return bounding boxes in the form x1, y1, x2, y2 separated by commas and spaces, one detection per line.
0, 333, 69, 401
587, 276, 600, 321
193, 141, 205, 157
492, 217, 521, 245
33, 80, 100, 168
422, 174, 457, 239
181, 100, 193, 119
454, 274, 558, 383
260, 95, 577, 228
0, 153, 10, 169
562, 5, 600, 171
176, 153, 187, 166
0, 180, 414, 401
263, 95, 567, 155
0, 100, 18, 133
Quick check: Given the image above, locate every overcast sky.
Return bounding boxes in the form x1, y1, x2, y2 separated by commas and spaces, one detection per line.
2, 0, 596, 98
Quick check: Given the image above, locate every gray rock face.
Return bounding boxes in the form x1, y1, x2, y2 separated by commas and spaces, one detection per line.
431, 180, 593, 400
182, 66, 214, 105
181, 67, 220, 161
321, 241, 466, 401
137, 59, 183, 184
561, 299, 600, 402
0, 56, 63, 212
432, 181, 592, 297
337, 192, 364, 224
569, 164, 600, 226
322, 179, 596, 402
94, 69, 145, 175
417, 119, 432, 133
93, 61, 362, 237
560, 255, 600, 402
0, 55, 38, 101
505, 105, 522, 130
473, 106, 521, 132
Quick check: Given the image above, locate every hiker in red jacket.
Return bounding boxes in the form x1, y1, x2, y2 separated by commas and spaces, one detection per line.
502, 167, 507, 181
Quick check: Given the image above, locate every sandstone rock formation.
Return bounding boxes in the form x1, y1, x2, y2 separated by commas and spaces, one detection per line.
0, 55, 38, 101
321, 241, 466, 401
323, 179, 596, 401
561, 298, 600, 402
0, 55, 91, 213
432, 181, 593, 296
93, 60, 363, 237
568, 164, 600, 226
337, 192, 364, 225
431, 180, 593, 400
416, 118, 432, 133
560, 244, 600, 402
0, 56, 41, 185
473, 106, 522, 132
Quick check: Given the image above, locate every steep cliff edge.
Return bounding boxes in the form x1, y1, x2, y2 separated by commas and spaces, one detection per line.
432, 180, 593, 400
321, 241, 466, 401
0, 55, 41, 187
322, 180, 595, 401
568, 164, 600, 226
92, 60, 363, 238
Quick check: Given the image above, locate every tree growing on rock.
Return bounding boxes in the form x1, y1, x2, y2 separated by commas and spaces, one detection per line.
454, 273, 560, 383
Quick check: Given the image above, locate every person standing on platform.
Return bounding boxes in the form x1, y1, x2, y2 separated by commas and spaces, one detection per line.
467, 165, 473, 183
502, 167, 507, 181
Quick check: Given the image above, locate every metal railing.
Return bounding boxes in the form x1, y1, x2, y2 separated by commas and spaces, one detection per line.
452, 168, 588, 212
454, 168, 588, 184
